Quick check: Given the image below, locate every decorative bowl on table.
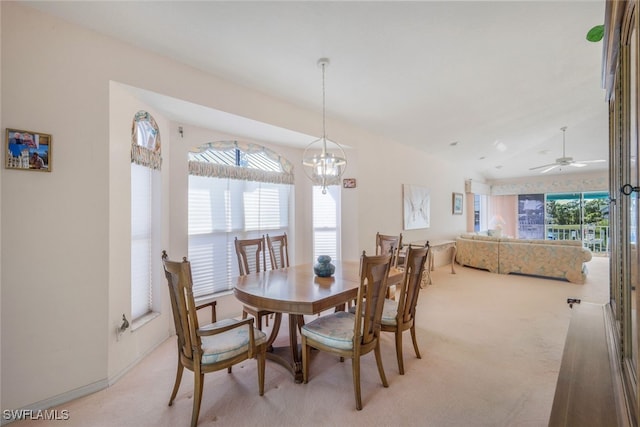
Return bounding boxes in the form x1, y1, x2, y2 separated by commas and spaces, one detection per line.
314, 255, 335, 277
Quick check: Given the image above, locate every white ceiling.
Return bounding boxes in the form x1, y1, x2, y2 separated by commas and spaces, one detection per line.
25, 1, 610, 180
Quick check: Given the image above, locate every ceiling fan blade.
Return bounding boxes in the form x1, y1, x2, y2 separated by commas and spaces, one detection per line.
540, 165, 559, 174
529, 163, 558, 171
570, 162, 587, 168
574, 159, 606, 164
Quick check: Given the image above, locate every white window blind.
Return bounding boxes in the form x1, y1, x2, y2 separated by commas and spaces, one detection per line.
188, 175, 291, 297
130, 110, 161, 322
313, 185, 340, 261
131, 162, 153, 319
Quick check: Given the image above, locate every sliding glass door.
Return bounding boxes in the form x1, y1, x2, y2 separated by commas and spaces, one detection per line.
604, 1, 639, 421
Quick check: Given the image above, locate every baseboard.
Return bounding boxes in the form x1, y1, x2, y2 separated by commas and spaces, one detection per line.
108, 333, 172, 386
1, 379, 108, 425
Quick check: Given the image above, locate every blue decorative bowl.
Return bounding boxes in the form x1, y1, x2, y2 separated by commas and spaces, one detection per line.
314, 255, 335, 277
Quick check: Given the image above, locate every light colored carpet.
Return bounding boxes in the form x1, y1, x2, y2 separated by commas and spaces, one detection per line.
12, 257, 609, 427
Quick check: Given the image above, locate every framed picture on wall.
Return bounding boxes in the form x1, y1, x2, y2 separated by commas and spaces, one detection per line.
403, 184, 430, 230
343, 178, 357, 188
5, 128, 52, 172
452, 192, 463, 215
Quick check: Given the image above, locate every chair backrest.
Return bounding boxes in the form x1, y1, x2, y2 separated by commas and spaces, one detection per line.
266, 233, 290, 269
161, 251, 200, 364
235, 236, 267, 276
354, 251, 392, 348
397, 245, 430, 324
375, 232, 403, 267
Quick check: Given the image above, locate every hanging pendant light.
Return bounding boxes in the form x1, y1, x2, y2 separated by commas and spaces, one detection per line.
302, 58, 347, 194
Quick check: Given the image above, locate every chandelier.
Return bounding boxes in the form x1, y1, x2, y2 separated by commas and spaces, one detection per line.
302, 58, 347, 194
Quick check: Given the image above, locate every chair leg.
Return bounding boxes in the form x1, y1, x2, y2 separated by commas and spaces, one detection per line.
374, 340, 389, 388
410, 325, 422, 359
190, 373, 204, 427
395, 330, 405, 375
257, 346, 266, 396
352, 356, 362, 410
168, 360, 184, 406
302, 336, 310, 384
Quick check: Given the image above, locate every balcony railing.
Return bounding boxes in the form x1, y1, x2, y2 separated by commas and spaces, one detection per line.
545, 224, 609, 254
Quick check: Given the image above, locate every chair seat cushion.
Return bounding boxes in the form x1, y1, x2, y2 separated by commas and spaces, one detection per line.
200, 318, 267, 364
381, 299, 398, 326
348, 299, 397, 326
300, 311, 355, 350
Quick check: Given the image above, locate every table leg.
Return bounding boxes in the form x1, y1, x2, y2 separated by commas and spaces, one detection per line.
263, 313, 305, 383
289, 314, 304, 382
265, 313, 283, 350
450, 244, 457, 274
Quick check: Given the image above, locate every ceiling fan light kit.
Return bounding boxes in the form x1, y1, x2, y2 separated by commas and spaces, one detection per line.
529, 126, 605, 174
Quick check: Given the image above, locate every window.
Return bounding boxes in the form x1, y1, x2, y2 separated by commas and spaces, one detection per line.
130, 111, 162, 320
473, 194, 488, 232
188, 141, 293, 297
313, 185, 340, 261
518, 194, 545, 239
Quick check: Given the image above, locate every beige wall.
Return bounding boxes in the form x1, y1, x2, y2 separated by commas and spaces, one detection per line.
1, 2, 469, 412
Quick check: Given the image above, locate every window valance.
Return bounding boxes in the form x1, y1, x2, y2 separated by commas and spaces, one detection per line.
188, 140, 294, 185
131, 111, 162, 170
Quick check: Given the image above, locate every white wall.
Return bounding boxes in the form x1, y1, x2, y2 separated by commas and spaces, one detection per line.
1, 2, 469, 412
108, 83, 175, 382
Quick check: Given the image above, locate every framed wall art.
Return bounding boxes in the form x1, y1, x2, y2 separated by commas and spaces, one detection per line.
403, 184, 430, 230
6, 128, 51, 172
453, 192, 463, 215
343, 178, 356, 188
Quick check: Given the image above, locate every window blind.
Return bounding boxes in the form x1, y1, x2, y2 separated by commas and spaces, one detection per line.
313, 185, 340, 261
131, 162, 153, 319
188, 175, 291, 297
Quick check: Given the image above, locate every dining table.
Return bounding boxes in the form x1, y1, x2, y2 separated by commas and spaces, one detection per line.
233, 260, 404, 383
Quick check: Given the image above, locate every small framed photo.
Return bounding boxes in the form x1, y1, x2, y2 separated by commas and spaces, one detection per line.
6, 128, 51, 172
343, 178, 357, 188
452, 192, 463, 215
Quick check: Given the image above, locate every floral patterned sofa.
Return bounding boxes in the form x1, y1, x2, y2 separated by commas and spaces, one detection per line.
455, 234, 592, 284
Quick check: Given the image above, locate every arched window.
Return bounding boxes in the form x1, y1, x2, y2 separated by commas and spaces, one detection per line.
187, 140, 293, 296
131, 111, 162, 321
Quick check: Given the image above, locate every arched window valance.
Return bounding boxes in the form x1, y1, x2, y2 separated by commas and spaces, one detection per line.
188, 140, 294, 185
131, 110, 162, 170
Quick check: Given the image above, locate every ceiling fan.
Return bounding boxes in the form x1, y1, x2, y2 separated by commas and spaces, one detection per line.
529, 126, 606, 174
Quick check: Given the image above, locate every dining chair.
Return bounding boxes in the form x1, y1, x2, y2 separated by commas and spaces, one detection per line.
376, 232, 403, 299
380, 244, 430, 374
375, 232, 403, 268
235, 236, 274, 329
301, 251, 392, 410
161, 251, 267, 427
266, 233, 290, 269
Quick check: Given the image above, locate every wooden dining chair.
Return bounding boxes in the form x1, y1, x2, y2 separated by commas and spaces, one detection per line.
266, 233, 290, 269
380, 244, 430, 374
235, 236, 274, 329
375, 232, 403, 268
376, 232, 403, 299
161, 251, 267, 427
301, 251, 392, 410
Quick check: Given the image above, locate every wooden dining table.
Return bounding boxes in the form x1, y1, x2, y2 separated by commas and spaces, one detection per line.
234, 260, 404, 383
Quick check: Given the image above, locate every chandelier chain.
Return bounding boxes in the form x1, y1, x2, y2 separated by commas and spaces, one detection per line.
322, 61, 327, 140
